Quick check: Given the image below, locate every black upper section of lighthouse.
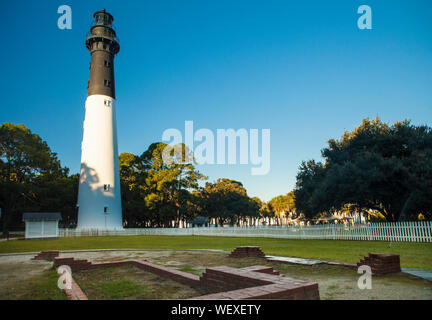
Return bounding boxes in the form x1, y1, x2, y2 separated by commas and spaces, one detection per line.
86, 9, 120, 98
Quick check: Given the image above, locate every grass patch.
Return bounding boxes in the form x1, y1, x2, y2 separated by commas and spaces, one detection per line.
73, 265, 203, 299
0, 269, 67, 300
272, 263, 357, 278
0, 235, 431, 269
178, 265, 198, 275
89, 279, 146, 299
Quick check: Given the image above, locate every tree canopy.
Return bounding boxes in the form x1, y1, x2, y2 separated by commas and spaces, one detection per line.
294, 118, 432, 221
0, 123, 74, 233
120, 142, 207, 227
199, 178, 259, 227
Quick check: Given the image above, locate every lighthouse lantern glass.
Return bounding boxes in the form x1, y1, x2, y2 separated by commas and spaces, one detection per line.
95, 13, 112, 27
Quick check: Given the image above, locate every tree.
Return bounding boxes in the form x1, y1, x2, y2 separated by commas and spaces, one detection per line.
119, 152, 145, 227
268, 191, 296, 224
252, 197, 273, 225
119, 143, 206, 227
200, 178, 259, 227
294, 160, 327, 219
0, 123, 66, 234
142, 142, 206, 227
34, 172, 79, 227
294, 118, 432, 221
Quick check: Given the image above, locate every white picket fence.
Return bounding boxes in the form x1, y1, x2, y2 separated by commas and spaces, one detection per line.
59, 221, 432, 242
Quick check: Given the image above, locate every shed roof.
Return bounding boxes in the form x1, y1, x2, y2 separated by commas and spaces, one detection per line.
23, 212, 62, 221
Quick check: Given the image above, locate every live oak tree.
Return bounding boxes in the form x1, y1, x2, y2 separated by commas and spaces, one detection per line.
0, 123, 67, 234
294, 160, 327, 220
294, 118, 432, 221
200, 178, 259, 227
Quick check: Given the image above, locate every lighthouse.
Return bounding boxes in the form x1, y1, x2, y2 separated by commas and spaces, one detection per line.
77, 9, 123, 230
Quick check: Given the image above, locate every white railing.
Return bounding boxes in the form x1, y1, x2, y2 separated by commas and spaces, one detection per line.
58, 221, 432, 242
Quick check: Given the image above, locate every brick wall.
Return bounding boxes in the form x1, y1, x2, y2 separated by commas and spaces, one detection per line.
357, 253, 401, 275
32, 251, 59, 261
194, 265, 319, 300
228, 246, 266, 258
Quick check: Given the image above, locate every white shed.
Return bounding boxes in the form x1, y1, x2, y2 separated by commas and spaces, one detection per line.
23, 212, 61, 239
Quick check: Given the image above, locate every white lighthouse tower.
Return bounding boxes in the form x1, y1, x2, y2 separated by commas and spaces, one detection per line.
77, 9, 123, 230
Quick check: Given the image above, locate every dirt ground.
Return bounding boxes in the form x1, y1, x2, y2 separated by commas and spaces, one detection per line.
0, 250, 431, 300
0, 254, 64, 299
0, 254, 52, 283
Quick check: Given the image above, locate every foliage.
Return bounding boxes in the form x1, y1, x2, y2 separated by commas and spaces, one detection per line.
268, 191, 296, 223
120, 142, 207, 227
0, 123, 73, 233
294, 118, 432, 221
199, 178, 260, 226
120, 144, 263, 228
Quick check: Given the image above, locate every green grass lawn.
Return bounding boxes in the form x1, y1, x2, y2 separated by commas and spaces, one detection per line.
1, 235, 431, 269
0, 269, 67, 300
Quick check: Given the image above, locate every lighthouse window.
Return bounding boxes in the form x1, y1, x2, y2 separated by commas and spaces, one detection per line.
104, 60, 111, 67
104, 100, 111, 107
104, 206, 108, 213
103, 184, 110, 191
104, 80, 111, 87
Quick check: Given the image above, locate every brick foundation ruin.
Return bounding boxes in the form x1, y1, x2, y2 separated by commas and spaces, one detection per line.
32, 251, 60, 261
35, 247, 402, 301
50, 255, 319, 300
228, 246, 266, 258
196, 265, 319, 300
357, 253, 401, 275
53, 257, 200, 287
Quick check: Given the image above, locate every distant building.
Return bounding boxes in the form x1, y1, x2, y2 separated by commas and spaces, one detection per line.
23, 212, 61, 239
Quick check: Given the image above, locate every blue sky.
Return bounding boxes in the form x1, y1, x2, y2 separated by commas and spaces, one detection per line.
1, 0, 431, 201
